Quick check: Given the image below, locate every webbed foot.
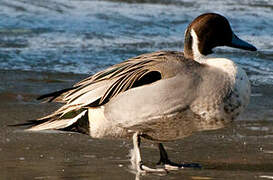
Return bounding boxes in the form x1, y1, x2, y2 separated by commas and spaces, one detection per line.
157, 143, 201, 170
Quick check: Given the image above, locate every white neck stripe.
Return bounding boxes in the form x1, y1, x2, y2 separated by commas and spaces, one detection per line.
190, 29, 206, 63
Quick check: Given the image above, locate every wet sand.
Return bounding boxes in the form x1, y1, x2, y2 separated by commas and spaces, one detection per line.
0, 69, 272, 180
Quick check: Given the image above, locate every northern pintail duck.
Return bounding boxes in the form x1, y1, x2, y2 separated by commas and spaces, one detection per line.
22, 13, 257, 173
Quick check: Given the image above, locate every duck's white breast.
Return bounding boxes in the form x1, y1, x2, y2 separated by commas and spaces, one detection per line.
191, 58, 251, 131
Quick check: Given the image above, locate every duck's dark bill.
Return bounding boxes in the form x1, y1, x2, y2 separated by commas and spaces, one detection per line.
229, 34, 257, 51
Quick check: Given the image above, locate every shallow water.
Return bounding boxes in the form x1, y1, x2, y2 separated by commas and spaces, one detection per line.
0, 0, 273, 85
0, 0, 273, 179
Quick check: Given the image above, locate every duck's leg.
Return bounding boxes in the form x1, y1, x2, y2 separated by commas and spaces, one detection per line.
130, 132, 167, 173
157, 143, 201, 170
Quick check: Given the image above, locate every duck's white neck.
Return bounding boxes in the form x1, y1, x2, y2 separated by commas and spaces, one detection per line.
190, 29, 206, 63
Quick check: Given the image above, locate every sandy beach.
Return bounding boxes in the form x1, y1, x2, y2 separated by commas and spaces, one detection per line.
0, 69, 272, 179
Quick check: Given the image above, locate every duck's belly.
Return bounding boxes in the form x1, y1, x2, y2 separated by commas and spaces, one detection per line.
88, 107, 198, 141
127, 106, 240, 141
88, 106, 230, 141
128, 109, 201, 141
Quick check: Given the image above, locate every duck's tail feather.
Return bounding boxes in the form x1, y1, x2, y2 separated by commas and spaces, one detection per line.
8, 119, 50, 127
27, 110, 88, 131
10, 109, 89, 134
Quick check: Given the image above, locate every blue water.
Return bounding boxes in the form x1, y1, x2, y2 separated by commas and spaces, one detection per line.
0, 0, 272, 85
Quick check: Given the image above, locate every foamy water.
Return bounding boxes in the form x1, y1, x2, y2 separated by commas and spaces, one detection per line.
0, 0, 272, 84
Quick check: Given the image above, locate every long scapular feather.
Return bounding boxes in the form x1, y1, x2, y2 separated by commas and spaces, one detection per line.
64, 80, 112, 103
